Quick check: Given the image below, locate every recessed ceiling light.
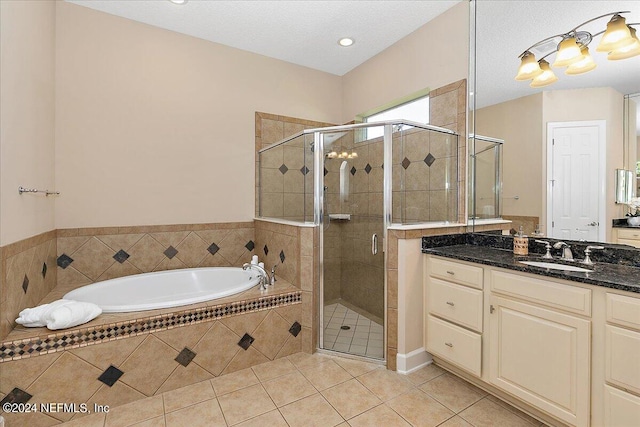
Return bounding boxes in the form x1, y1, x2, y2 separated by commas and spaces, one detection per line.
168, 0, 188, 4
338, 38, 355, 47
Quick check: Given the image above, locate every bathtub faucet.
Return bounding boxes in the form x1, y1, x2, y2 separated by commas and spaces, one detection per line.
270, 265, 277, 286
242, 263, 268, 290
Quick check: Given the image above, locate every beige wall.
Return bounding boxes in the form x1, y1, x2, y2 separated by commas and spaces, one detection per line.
341, 1, 469, 121
475, 93, 543, 219
54, 2, 343, 229
0, 0, 56, 245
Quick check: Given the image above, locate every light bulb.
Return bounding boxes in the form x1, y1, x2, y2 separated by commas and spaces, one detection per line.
530, 59, 558, 88
515, 51, 543, 80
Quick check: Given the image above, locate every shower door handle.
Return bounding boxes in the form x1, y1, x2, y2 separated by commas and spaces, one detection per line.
372, 234, 378, 255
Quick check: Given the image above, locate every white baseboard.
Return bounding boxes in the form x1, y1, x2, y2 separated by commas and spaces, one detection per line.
396, 348, 432, 374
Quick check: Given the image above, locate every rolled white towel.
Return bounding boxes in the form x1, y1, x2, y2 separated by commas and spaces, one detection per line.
15, 299, 102, 330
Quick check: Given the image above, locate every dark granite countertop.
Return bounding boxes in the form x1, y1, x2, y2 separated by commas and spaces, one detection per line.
422, 233, 640, 294
612, 218, 640, 229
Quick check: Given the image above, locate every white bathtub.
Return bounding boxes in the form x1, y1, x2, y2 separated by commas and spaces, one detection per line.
63, 267, 261, 313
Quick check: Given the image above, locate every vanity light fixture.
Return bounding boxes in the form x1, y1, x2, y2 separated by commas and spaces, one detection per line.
338, 38, 355, 47
515, 11, 639, 88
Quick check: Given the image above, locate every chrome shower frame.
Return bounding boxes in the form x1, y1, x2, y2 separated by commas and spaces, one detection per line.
258, 120, 456, 362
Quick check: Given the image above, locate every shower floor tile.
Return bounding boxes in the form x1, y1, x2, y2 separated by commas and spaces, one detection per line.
322, 303, 384, 359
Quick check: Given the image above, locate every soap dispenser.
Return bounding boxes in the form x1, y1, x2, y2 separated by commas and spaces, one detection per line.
513, 226, 529, 256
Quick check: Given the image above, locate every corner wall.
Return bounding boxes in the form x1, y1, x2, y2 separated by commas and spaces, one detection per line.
0, 0, 56, 246
54, 2, 343, 230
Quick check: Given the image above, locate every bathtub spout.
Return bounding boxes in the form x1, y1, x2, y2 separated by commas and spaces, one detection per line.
243, 263, 268, 290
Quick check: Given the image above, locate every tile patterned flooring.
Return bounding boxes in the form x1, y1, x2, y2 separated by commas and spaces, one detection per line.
323, 303, 384, 359
56, 352, 547, 427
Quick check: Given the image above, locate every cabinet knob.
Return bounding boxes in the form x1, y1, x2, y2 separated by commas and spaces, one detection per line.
446, 301, 455, 306
445, 342, 453, 348
446, 270, 455, 275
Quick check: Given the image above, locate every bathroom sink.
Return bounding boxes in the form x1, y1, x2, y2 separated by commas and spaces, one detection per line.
518, 260, 593, 273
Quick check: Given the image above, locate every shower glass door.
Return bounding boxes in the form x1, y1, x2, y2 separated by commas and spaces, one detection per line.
319, 125, 386, 360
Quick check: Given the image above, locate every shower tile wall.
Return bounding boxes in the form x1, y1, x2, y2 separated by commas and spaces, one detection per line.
254, 220, 318, 354
56, 223, 255, 289
0, 231, 57, 340
0, 302, 302, 425
255, 112, 335, 221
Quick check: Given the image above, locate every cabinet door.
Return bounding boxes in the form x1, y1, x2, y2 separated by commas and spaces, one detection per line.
489, 295, 591, 427
603, 385, 640, 427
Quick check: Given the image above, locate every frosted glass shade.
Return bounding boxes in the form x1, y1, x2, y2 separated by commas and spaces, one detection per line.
515, 52, 543, 80
597, 15, 634, 52
553, 37, 583, 67
608, 27, 640, 60
530, 60, 558, 88
565, 46, 597, 75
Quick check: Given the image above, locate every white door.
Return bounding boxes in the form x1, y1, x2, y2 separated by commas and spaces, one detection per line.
548, 121, 604, 241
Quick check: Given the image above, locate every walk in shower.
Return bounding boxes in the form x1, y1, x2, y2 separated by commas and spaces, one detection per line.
258, 121, 459, 361
469, 135, 503, 220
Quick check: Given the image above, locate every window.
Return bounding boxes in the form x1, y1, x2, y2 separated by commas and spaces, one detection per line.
363, 95, 429, 139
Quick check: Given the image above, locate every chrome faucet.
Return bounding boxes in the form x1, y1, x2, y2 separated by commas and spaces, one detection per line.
242, 263, 268, 290
553, 242, 574, 261
581, 245, 604, 265
535, 240, 553, 259
270, 265, 277, 286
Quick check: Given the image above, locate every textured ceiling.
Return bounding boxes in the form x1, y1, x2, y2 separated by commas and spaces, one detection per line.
66, 0, 461, 76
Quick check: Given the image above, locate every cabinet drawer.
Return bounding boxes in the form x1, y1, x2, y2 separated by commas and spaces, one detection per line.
430, 257, 483, 290
605, 325, 640, 395
604, 385, 640, 427
491, 270, 591, 316
427, 278, 483, 332
617, 238, 640, 248
426, 315, 481, 377
617, 228, 640, 240
607, 293, 640, 331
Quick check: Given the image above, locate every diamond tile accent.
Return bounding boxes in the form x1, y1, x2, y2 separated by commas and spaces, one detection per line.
364, 164, 372, 174
324, 167, 329, 176
175, 347, 197, 367
164, 246, 179, 259
41, 262, 48, 278
350, 166, 357, 176
401, 157, 411, 169
279, 164, 289, 175
22, 275, 29, 293
289, 321, 302, 337
98, 365, 124, 387
238, 333, 255, 350
424, 153, 436, 167
0, 387, 32, 405
300, 165, 310, 175
207, 243, 220, 256
113, 249, 130, 264
0, 291, 301, 363
279, 250, 286, 263
264, 245, 269, 256
57, 253, 74, 269
245, 240, 255, 251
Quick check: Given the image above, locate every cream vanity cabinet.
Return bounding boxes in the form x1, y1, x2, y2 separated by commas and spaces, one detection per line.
424, 256, 483, 377
614, 228, 640, 248
488, 270, 591, 427
603, 293, 640, 426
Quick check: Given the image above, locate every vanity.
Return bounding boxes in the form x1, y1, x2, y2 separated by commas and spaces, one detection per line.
422, 234, 640, 427
612, 220, 640, 248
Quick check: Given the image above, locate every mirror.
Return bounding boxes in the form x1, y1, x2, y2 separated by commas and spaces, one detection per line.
471, 0, 640, 243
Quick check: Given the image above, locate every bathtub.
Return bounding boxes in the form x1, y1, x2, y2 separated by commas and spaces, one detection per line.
63, 267, 261, 313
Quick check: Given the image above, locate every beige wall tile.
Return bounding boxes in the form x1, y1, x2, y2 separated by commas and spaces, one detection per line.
0, 351, 61, 393
193, 322, 241, 376
27, 352, 104, 421
175, 232, 208, 267
155, 362, 213, 395
251, 311, 293, 360
119, 335, 180, 396
71, 335, 145, 370
220, 310, 268, 337
222, 346, 270, 375
127, 235, 165, 272
153, 321, 213, 352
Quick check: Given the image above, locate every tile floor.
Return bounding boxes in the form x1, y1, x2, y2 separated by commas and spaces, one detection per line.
323, 303, 384, 359
57, 352, 548, 427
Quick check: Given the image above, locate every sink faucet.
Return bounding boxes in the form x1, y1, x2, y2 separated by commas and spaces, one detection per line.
535, 240, 553, 259
553, 242, 574, 261
581, 245, 604, 265
243, 263, 268, 290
